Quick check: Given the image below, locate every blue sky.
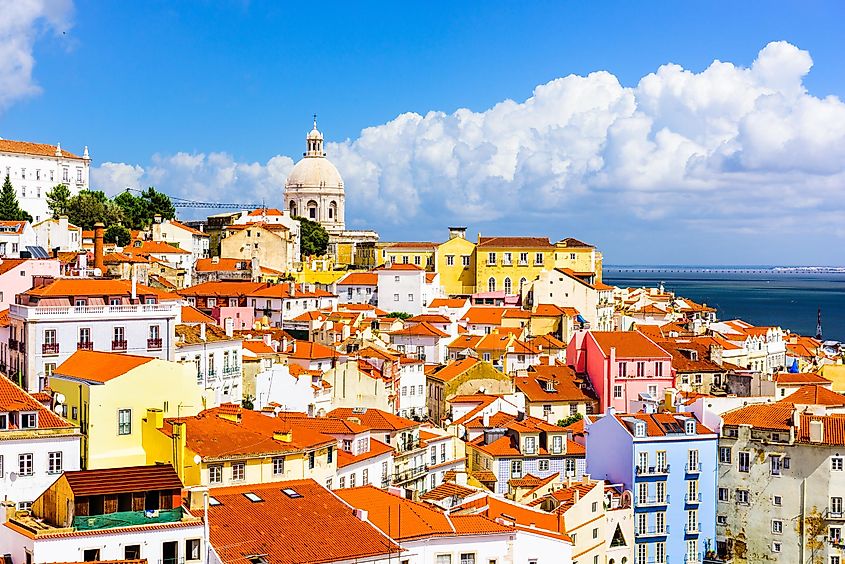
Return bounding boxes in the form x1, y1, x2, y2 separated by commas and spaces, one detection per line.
2, 1, 845, 264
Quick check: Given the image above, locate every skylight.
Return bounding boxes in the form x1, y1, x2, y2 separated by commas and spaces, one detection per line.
281, 488, 302, 498
208, 496, 221, 506
243, 492, 263, 502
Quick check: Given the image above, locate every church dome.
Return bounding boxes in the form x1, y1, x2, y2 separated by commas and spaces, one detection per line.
286, 156, 343, 189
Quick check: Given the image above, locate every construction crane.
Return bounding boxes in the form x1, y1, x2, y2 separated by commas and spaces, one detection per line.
123, 188, 263, 210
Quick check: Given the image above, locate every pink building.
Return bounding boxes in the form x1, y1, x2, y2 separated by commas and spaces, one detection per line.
567, 330, 673, 413
0, 258, 60, 311
212, 305, 255, 331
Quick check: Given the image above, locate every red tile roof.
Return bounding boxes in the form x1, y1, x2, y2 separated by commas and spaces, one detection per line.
337, 271, 378, 285
774, 372, 830, 385
127, 240, 191, 255
336, 439, 394, 468
63, 465, 182, 496
0, 139, 82, 159
797, 414, 845, 446
428, 298, 469, 309
54, 351, 155, 384
614, 413, 715, 437
589, 331, 671, 359
375, 262, 425, 271
181, 305, 216, 324
0, 378, 73, 429
420, 481, 478, 501
391, 321, 448, 338
286, 340, 338, 359
779, 385, 845, 406
178, 281, 267, 297
24, 278, 171, 299
168, 220, 208, 237
194, 258, 249, 272
477, 236, 553, 249
515, 368, 593, 403
328, 407, 418, 432
461, 307, 506, 325
202, 479, 399, 563
430, 357, 481, 382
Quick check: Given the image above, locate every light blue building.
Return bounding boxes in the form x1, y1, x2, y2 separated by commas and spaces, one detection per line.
586, 410, 718, 564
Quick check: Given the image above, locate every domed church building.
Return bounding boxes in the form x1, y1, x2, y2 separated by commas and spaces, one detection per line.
284, 118, 378, 265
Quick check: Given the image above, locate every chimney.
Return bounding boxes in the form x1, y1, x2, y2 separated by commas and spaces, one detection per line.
353, 508, 369, 522
131, 264, 138, 301
93, 222, 105, 274
573, 490, 580, 503
200, 322, 207, 341
59, 215, 68, 232
146, 408, 164, 429
809, 419, 824, 443
455, 471, 468, 486
187, 487, 209, 511
263, 333, 272, 347
289, 282, 296, 297
273, 429, 293, 442
483, 413, 490, 427
225, 317, 234, 338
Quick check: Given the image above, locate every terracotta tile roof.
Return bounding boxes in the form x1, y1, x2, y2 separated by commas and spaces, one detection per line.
507, 473, 547, 488
386, 241, 438, 250
502, 308, 531, 319
557, 237, 594, 248
797, 414, 845, 446
0, 139, 82, 159
431, 357, 481, 382
614, 413, 715, 437
778, 385, 845, 406
181, 305, 216, 324
515, 369, 593, 403
242, 340, 276, 355
168, 220, 207, 237
161, 407, 334, 459
127, 240, 190, 255
64, 465, 182, 496
247, 207, 284, 216
448, 334, 484, 350
589, 331, 671, 359
532, 304, 579, 317
54, 351, 155, 384
454, 495, 567, 540
178, 281, 267, 297
102, 251, 150, 264
201, 479, 399, 563
470, 468, 497, 482
328, 407, 418, 432
420, 481, 478, 501
528, 333, 567, 350
0, 307, 9, 328
391, 321, 448, 338
774, 372, 830, 385
428, 298, 469, 309
660, 342, 724, 373
24, 278, 169, 299
336, 439, 394, 468
337, 271, 378, 285
375, 262, 424, 271
286, 340, 338, 359
408, 313, 451, 324
477, 236, 554, 249
194, 258, 249, 272
461, 307, 506, 325
0, 258, 30, 275
0, 220, 27, 234
0, 378, 73, 429
335, 486, 511, 541
175, 323, 239, 345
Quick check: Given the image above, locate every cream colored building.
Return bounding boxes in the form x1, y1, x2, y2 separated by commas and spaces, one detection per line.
220, 222, 296, 274
526, 268, 614, 331
49, 350, 207, 469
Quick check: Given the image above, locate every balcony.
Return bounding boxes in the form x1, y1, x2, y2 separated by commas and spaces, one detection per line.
111, 340, 127, 352
636, 525, 670, 538
223, 365, 241, 376
147, 338, 163, 350
72, 507, 186, 531
685, 493, 702, 504
9, 338, 18, 351
636, 464, 670, 476
393, 465, 427, 484
825, 508, 845, 520
684, 555, 702, 564
42, 343, 59, 355
77, 341, 94, 351
637, 494, 670, 507
685, 462, 702, 474
684, 522, 701, 535
10, 302, 180, 322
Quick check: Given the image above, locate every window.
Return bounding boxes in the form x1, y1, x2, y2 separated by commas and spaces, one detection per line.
656, 362, 663, 377
831, 527, 842, 543
656, 481, 666, 503
232, 462, 245, 481
772, 541, 781, 553
125, 545, 141, 559
524, 436, 536, 454
833, 457, 844, 471
441, 443, 446, 462
656, 511, 665, 533
773, 495, 782, 506
832, 497, 844, 515
717, 515, 728, 525
636, 361, 645, 377
339, 476, 345, 488
511, 460, 522, 478
327, 446, 333, 463
539, 460, 549, 471
718, 487, 729, 502
186, 538, 201, 560
771, 455, 782, 476
618, 362, 627, 377
688, 449, 699, 471
349, 473, 356, 487
551, 435, 563, 454
18, 453, 33, 476
462, 255, 470, 267
414, 256, 421, 265
118, 409, 132, 435
719, 446, 731, 464
393, 293, 400, 302
436, 556, 452, 564
48, 452, 62, 474
687, 540, 697, 560
363, 468, 369, 485
503, 277, 512, 294
613, 384, 623, 399
83, 549, 100, 561
687, 509, 698, 532
460, 554, 476, 564
487, 252, 496, 265
565, 458, 576, 476
209, 465, 222, 484
637, 542, 647, 564
20, 413, 36, 429
738, 451, 750, 472
502, 252, 512, 265
487, 277, 496, 292
736, 489, 749, 504
535, 252, 544, 265
772, 520, 783, 534
446, 255, 454, 266
273, 456, 285, 475
408, 294, 414, 302
308, 451, 315, 469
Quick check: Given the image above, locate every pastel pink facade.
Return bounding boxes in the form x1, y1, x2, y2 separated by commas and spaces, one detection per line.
0, 259, 60, 311
213, 306, 255, 330
567, 330, 673, 413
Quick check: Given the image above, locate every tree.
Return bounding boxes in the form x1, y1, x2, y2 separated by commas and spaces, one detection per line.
557, 412, 583, 427
0, 175, 32, 221
104, 224, 131, 247
112, 187, 175, 229
113, 191, 146, 229
46, 184, 72, 218
294, 215, 329, 257
139, 187, 175, 222
385, 312, 412, 320
66, 190, 124, 230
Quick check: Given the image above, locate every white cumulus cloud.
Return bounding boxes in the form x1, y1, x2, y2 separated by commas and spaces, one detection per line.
92, 41, 845, 258
0, 0, 73, 112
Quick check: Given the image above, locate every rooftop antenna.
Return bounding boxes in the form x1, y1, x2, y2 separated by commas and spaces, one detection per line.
816, 306, 823, 340
313, 113, 318, 130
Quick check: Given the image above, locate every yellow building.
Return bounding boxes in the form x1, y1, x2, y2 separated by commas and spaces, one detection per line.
435, 227, 477, 295
554, 237, 603, 282
475, 235, 556, 295
220, 223, 297, 274
142, 405, 337, 488
50, 351, 207, 469
379, 241, 437, 270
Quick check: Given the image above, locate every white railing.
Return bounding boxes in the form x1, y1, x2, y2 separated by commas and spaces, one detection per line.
10, 303, 180, 320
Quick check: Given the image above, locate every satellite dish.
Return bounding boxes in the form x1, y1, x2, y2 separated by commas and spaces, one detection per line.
9, 472, 17, 482
55, 393, 66, 404
193, 454, 202, 465
273, 406, 282, 415
53, 404, 64, 415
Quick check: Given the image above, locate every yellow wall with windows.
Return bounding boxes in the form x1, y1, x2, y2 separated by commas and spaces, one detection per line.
553, 244, 603, 281
51, 359, 206, 470
435, 237, 477, 295
382, 247, 436, 271
475, 247, 555, 295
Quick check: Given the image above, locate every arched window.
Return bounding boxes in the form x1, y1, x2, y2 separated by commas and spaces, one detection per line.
520, 277, 527, 291
329, 200, 337, 220
289, 201, 297, 216
307, 200, 318, 220
488, 277, 496, 292
504, 277, 512, 294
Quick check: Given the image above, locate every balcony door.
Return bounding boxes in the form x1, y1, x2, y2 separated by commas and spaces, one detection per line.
162, 540, 178, 564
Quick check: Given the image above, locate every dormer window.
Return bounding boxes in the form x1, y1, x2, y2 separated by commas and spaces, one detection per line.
524, 436, 536, 454
544, 380, 556, 392
21, 412, 37, 429
685, 420, 696, 435
689, 350, 698, 361
0, 413, 7, 429
551, 434, 563, 454
634, 422, 646, 438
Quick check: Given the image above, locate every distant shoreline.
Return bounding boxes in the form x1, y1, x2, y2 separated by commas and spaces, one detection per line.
605, 266, 845, 274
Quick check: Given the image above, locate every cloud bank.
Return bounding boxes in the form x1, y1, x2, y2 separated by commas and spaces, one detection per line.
0, 0, 73, 112
93, 41, 845, 254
